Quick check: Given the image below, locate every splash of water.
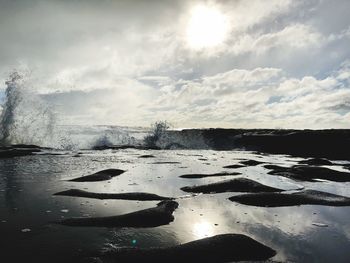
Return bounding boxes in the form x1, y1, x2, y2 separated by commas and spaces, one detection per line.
0, 72, 56, 147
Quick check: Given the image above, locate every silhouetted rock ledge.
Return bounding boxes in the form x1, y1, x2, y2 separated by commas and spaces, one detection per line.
181, 178, 283, 194
69, 169, 125, 182
170, 128, 350, 160
54, 189, 173, 201
0, 144, 43, 158
229, 190, 350, 207
180, 172, 241, 179
264, 165, 350, 182
99, 234, 276, 263
57, 200, 178, 227
298, 158, 333, 166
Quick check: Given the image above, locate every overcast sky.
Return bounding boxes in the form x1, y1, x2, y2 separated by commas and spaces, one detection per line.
0, 0, 349, 128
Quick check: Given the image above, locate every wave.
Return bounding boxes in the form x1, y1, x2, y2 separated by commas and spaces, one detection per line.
0, 72, 56, 147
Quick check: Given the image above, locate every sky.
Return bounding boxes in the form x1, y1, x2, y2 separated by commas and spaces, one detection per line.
0, 0, 349, 129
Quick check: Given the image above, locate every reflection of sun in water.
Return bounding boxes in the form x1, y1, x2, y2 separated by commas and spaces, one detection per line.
186, 5, 229, 49
193, 221, 214, 239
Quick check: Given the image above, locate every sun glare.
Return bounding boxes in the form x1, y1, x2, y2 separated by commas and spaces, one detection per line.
193, 221, 214, 239
186, 5, 229, 49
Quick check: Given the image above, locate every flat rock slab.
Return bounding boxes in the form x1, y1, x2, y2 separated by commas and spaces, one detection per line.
298, 158, 333, 166
239, 160, 265, 166
69, 169, 125, 182
223, 164, 246, 169
264, 165, 350, 182
181, 178, 283, 194
57, 200, 178, 227
180, 172, 241, 179
54, 189, 173, 201
100, 234, 276, 263
229, 190, 350, 207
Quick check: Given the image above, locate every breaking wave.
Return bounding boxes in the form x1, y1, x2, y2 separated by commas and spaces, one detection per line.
0, 72, 56, 147
0, 72, 208, 150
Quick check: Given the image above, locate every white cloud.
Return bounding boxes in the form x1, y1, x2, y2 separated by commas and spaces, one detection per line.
0, 0, 349, 128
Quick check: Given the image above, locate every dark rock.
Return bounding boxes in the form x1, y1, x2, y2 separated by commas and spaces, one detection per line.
239, 160, 265, 166
92, 145, 160, 151
152, 162, 181, 164
181, 178, 283, 194
180, 172, 240, 179
54, 189, 173, 201
0, 144, 42, 158
138, 155, 155, 158
298, 158, 333, 166
199, 128, 350, 160
223, 164, 246, 169
69, 169, 125, 182
57, 200, 178, 227
100, 234, 276, 263
229, 189, 350, 207
264, 165, 350, 182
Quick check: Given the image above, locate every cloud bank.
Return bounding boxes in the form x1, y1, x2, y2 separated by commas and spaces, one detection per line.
0, 0, 349, 128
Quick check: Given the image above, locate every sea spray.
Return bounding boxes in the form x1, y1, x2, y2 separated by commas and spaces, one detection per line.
143, 121, 209, 149
0, 72, 56, 146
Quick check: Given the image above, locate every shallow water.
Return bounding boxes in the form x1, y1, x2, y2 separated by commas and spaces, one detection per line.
0, 149, 350, 263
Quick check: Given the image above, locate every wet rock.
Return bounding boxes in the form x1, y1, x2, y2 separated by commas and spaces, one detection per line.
180, 172, 240, 179
54, 189, 174, 201
223, 164, 246, 169
100, 234, 276, 263
312, 222, 328, 227
152, 162, 181, 164
239, 160, 265, 166
138, 155, 155, 158
264, 165, 350, 182
181, 178, 283, 194
69, 169, 125, 182
92, 145, 160, 150
0, 144, 42, 158
229, 190, 350, 207
56, 200, 178, 227
343, 164, 350, 170
298, 158, 333, 166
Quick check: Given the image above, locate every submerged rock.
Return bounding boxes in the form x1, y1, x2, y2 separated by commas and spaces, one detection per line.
180, 172, 241, 179
69, 169, 125, 182
54, 189, 173, 201
57, 200, 178, 227
239, 160, 265, 166
264, 165, 350, 182
181, 178, 283, 194
229, 190, 350, 207
298, 158, 333, 166
100, 234, 276, 263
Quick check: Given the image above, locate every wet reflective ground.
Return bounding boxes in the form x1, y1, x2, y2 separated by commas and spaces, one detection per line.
1, 150, 350, 262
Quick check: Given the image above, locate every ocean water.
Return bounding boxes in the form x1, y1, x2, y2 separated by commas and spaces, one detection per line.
1, 149, 350, 263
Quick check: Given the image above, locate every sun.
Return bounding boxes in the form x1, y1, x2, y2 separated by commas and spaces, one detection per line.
186, 5, 229, 49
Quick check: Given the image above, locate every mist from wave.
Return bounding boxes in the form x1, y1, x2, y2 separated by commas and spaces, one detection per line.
0, 72, 151, 150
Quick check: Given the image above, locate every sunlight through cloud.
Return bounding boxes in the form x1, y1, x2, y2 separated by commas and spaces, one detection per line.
186, 5, 229, 49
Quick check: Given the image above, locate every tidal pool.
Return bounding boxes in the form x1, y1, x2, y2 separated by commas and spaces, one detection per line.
0, 149, 350, 262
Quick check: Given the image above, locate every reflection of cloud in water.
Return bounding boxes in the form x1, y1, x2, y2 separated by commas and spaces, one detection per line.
1, 149, 350, 262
